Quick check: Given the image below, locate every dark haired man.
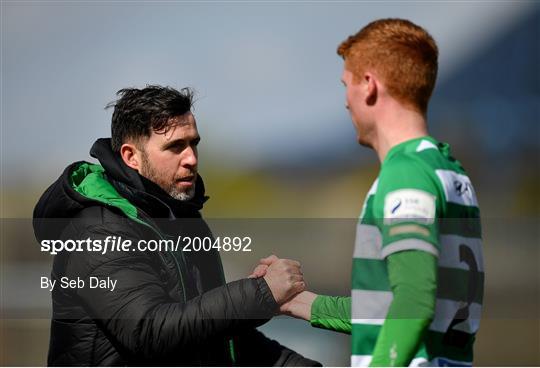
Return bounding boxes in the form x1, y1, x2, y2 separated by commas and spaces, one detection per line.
33, 85, 319, 366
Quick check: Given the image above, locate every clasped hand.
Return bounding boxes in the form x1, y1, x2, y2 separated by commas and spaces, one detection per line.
248, 255, 316, 320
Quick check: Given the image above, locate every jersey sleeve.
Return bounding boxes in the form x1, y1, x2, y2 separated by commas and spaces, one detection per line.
370, 250, 437, 366
310, 295, 352, 334
375, 153, 442, 258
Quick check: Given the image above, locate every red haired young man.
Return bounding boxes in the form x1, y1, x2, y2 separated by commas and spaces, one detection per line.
257, 19, 484, 367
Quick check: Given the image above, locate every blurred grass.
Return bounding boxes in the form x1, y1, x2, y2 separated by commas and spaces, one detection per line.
201, 166, 380, 218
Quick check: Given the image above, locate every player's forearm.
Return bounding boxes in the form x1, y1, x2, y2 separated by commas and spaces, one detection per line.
370, 318, 431, 367
370, 250, 437, 366
284, 291, 318, 321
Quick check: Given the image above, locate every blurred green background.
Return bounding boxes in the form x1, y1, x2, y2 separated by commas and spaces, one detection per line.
1, 1, 539, 366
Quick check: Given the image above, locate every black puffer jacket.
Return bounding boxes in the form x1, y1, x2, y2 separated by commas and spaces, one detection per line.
33, 138, 320, 367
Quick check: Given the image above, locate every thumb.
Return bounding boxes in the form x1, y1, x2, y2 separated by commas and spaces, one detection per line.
248, 264, 269, 278
260, 254, 279, 265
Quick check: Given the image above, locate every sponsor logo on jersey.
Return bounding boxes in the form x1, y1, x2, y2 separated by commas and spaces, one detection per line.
390, 199, 402, 214
454, 179, 472, 196
436, 170, 478, 207
384, 189, 436, 224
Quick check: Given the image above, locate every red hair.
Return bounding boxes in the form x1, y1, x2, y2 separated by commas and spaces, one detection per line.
338, 18, 438, 113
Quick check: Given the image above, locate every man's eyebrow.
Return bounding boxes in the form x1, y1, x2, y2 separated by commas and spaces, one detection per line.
341, 79, 346, 86
162, 136, 200, 149
162, 138, 186, 149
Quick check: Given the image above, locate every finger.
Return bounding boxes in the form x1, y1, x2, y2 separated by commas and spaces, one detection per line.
286, 269, 304, 278
252, 264, 268, 277
287, 274, 305, 284
285, 267, 303, 277
248, 270, 260, 278
248, 264, 268, 278
292, 280, 306, 294
260, 254, 279, 265
282, 263, 302, 274
281, 259, 301, 268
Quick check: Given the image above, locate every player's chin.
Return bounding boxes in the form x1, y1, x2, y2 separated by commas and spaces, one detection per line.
357, 135, 369, 147
356, 130, 374, 148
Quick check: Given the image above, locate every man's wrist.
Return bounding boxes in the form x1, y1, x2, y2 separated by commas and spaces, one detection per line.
288, 291, 317, 321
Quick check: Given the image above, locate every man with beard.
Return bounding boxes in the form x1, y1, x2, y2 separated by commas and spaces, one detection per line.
33, 85, 319, 366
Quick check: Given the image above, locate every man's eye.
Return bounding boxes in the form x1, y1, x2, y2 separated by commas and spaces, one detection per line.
168, 144, 185, 152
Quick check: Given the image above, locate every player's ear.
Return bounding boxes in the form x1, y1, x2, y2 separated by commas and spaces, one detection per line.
364, 72, 378, 106
120, 142, 141, 172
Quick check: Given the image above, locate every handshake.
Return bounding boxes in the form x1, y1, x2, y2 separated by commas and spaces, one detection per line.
248, 255, 317, 321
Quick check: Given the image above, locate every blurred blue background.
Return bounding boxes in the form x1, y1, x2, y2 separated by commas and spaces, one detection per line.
1, 1, 539, 366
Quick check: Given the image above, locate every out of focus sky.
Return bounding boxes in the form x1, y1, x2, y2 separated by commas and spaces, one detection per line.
2, 1, 538, 185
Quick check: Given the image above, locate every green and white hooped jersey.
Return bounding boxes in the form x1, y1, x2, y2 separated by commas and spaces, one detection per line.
351, 136, 483, 367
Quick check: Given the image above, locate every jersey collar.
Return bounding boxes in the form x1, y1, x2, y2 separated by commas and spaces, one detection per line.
383, 136, 440, 164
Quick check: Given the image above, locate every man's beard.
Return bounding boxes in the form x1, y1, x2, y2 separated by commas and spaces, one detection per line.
139, 151, 196, 201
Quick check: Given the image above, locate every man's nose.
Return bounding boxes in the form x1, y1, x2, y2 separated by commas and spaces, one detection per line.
182, 146, 198, 168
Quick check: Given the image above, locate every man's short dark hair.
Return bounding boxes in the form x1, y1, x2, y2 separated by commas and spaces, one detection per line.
107, 85, 195, 152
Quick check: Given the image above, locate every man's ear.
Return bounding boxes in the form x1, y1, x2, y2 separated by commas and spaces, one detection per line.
363, 72, 378, 106
120, 143, 141, 172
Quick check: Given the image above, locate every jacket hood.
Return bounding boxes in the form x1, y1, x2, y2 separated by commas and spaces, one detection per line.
33, 138, 208, 240
89, 138, 146, 191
